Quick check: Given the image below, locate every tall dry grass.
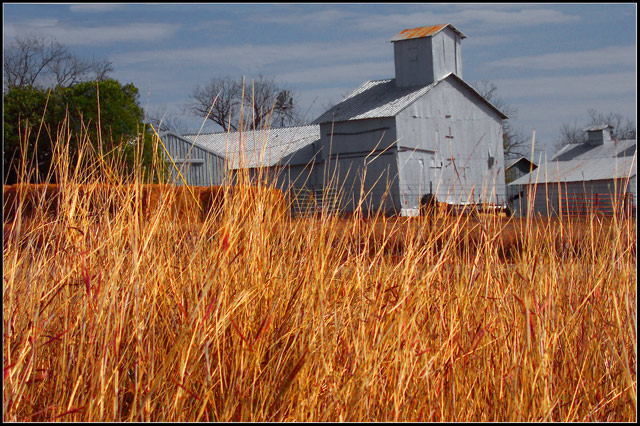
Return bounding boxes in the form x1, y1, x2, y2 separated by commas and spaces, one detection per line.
2, 119, 636, 422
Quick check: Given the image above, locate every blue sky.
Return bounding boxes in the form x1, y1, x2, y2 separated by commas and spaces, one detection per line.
3, 3, 637, 156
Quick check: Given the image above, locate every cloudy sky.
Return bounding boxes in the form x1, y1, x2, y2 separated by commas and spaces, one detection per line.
3, 3, 637, 156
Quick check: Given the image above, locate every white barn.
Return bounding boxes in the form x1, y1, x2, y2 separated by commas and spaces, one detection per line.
510, 125, 637, 217
163, 24, 508, 216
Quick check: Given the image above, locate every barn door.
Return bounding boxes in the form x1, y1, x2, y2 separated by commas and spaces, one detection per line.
406, 157, 433, 207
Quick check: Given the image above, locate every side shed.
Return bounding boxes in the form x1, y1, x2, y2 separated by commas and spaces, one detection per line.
510, 127, 636, 217
180, 125, 321, 190
159, 132, 226, 186
505, 156, 538, 216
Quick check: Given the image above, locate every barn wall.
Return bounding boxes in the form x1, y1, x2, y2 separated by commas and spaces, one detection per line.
393, 26, 462, 87
317, 118, 400, 214
394, 36, 434, 87
241, 163, 318, 194
431, 28, 463, 81
395, 150, 437, 214
394, 77, 506, 207
162, 133, 226, 186
506, 162, 535, 184
522, 178, 634, 217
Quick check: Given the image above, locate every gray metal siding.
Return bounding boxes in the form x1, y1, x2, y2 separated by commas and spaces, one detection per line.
393, 26, 462, 88
162, 133, 226, 186
396, 149, 437, 212
522, 179, 634, 217
432, 28, 462, 81
317, 118, 401, 214
395, 77, 506, 207
394, 37, 434, 87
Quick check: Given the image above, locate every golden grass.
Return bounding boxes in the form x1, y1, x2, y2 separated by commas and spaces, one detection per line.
2, 128, 636, 422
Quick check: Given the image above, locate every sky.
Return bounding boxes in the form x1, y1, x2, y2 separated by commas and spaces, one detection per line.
3, 3, 637, 157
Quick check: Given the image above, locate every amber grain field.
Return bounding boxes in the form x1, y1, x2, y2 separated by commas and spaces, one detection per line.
3, 130, 637, 422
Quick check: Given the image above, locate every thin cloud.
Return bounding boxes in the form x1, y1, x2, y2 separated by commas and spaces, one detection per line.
450, 7, 580, 27
69, 4, 124, 13
277, 61, 393, 86
494, 71, 636, 100
4, 20, 180, 45
487, 45, 636, 70
347, 7, 580, 34
111, 39, 388, 70
245, 8, 360, 27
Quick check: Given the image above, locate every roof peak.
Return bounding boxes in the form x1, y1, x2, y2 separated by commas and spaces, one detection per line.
390, 24, 466, 42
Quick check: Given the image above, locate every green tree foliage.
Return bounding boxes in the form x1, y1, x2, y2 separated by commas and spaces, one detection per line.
3, 79, 164, 184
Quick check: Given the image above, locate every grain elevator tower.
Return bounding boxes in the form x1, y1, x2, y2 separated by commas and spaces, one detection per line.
391, 24, 465, 88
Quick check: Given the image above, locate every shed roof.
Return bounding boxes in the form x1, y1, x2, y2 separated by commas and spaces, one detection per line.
505, 156, 537, 171
390, 24, 466, 42
510, 139, 637, 185
182, 125, 320, 169
159, 131, 226, 159
313, 72, 507, 124
551, 139, 636, 161
583, 124, 613, 132
509, 156, 636, 185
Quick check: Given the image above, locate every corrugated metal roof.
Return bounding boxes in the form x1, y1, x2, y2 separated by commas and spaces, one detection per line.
505, 156, 537, 170
583, 124, 613, 132
313, 72, 507, 124
390, 24, 466, 42
552, 139, 636, 161
313, 79, 437, 123
159, 131, 225, 159
182, 125, 320, 169
510, 156, 636, 185
510, 140, 637, 185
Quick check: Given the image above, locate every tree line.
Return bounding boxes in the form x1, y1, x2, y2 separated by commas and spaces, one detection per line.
4, 33, 635, 185
3, 34, 159, 185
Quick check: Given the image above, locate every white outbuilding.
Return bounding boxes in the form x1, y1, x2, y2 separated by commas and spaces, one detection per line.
163, 24, 509, 216
509, 125, 637, 217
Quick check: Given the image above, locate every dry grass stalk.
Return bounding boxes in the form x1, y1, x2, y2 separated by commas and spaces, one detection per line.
2, 118, 636, 422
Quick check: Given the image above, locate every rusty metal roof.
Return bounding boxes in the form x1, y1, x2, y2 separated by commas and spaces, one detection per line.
390, 24, 466, 42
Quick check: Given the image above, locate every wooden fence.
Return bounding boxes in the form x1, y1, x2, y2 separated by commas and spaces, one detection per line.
559, 192, 635, 217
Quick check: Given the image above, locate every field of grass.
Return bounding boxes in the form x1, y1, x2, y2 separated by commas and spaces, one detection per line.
3, 131, 637, 422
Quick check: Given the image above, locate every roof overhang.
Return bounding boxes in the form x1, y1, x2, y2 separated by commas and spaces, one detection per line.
442, 73, 508, 120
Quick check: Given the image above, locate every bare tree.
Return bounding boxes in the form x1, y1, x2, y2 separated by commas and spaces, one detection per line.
558, 120, 585, 146
555, 109, 637, 150
4, 33, 66, 89
144, 107, 190, 135
188, 77, 242, 132
3, 33, 113, 91
90, 58, 114, 82
274, 89, 297, 128
187, 75, 300, 132
585, 109, 636, 140
473, 80, 529, 159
